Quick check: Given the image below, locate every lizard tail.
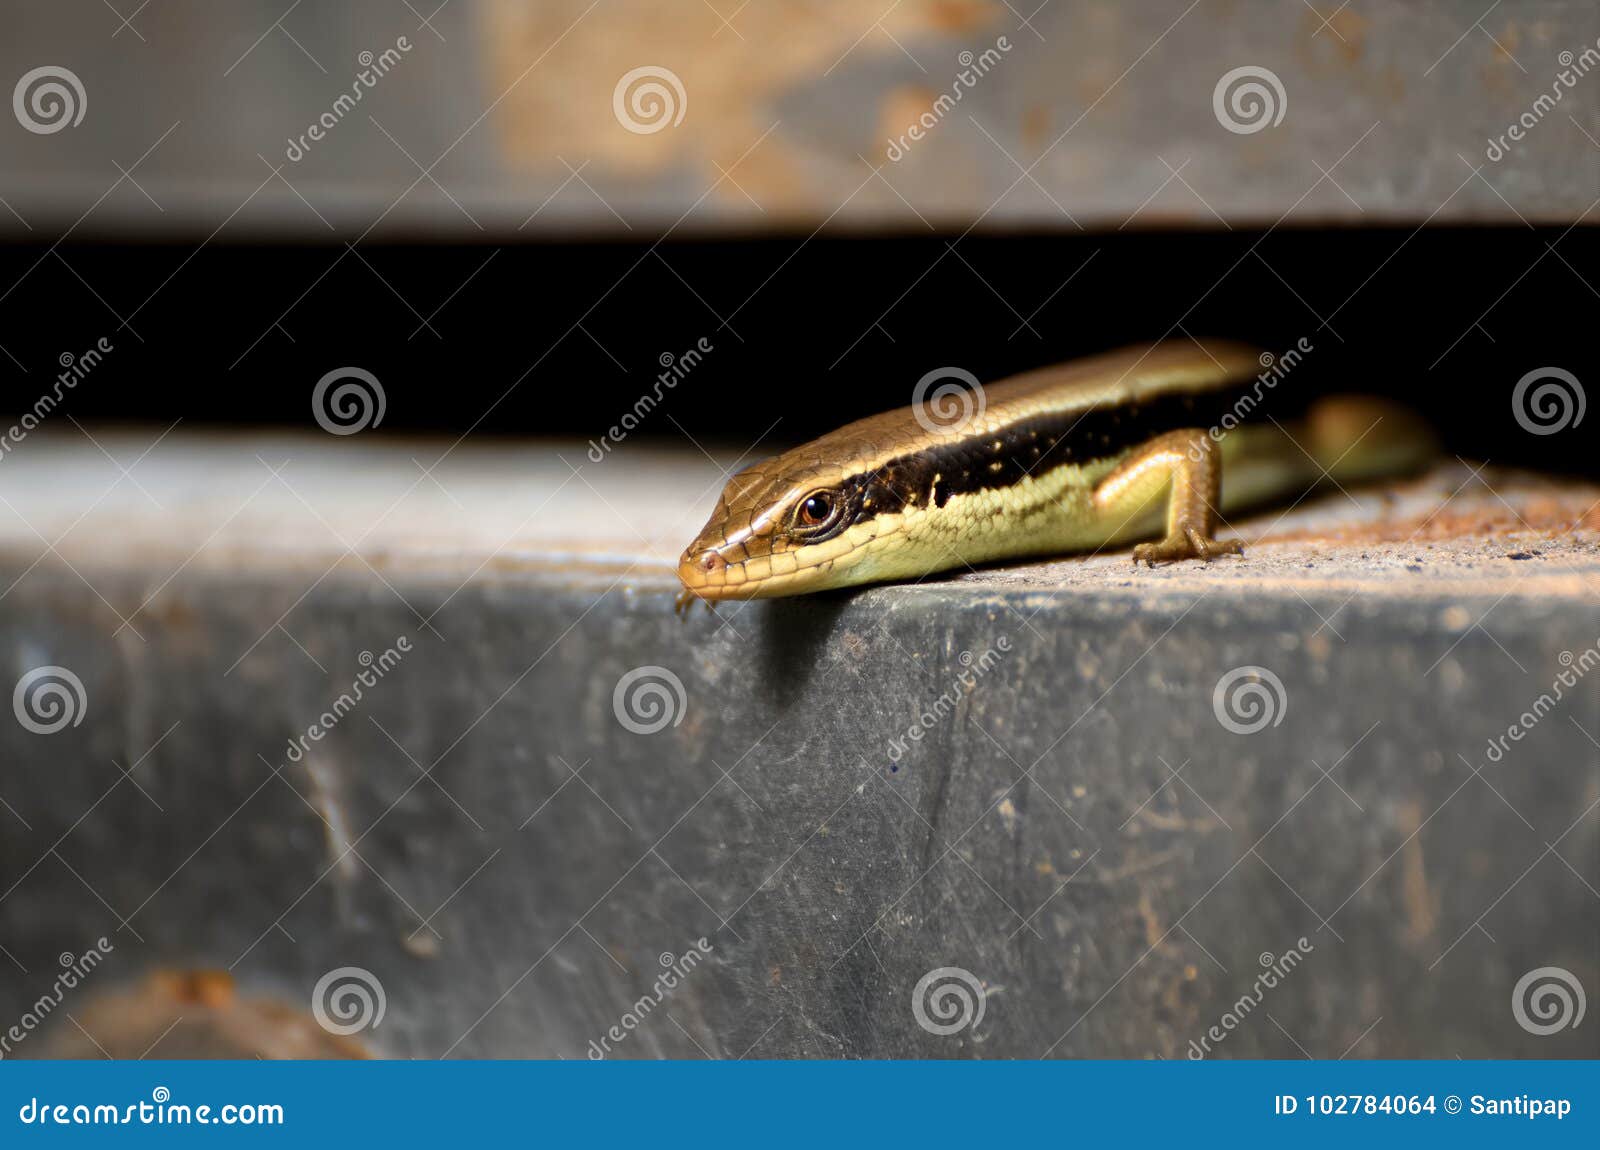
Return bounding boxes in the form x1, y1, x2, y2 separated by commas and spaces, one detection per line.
1306, 394, 1437, 485
1215, 395, 1436, 518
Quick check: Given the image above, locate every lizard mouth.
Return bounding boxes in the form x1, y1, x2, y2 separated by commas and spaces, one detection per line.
677, 547, 732, 596
677, 545, 826, 601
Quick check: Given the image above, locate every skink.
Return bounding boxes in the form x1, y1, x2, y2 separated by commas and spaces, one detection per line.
676, 340, 1430, 605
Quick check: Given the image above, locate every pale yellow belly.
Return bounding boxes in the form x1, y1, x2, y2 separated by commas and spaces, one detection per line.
842, 423, 1314, 583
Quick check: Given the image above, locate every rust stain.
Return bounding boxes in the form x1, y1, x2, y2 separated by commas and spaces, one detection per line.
1262, 470, 1600, 549
157, 968, 237, 1009
485, 0, 1006, 210
1136, 806, 1199, 832
879, 85, 939, 149
1396, 800, 1438, 944
1021, 103, 1050, 151
1160, 960, 1202, 1022
1328, 7, 1368, 63
1270, 510, 1572, 547
927, 0, 997, 34
1379, 65, 1406, 104
840, 629, 870, 660
1295, 6, 1370, 73
1480, 22, 1524, 95
1493, 21, 1522, 61
140, 595, 199, 629
43, 969, 373, 1060
1136, 888, 1165, 950
1095, 845, 1188, 882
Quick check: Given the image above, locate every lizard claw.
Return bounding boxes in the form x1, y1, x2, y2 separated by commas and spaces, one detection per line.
1132, 531, 1245, 566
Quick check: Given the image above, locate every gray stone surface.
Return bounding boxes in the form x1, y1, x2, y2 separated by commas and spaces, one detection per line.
1, 1, 1593, 237
0, 434, 1596, 1059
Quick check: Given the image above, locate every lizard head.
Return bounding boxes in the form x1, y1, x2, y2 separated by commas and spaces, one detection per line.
677, 451, 886, 601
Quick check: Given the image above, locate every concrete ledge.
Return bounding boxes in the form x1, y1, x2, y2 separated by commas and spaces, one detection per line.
2, 1, 1593, 236
0, 433, 1596, 1058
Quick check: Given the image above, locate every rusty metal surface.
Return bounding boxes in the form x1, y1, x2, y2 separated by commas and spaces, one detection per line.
0, 435, 1596, 1059
38, 971, 372, 1060
1, 1, 1595, 237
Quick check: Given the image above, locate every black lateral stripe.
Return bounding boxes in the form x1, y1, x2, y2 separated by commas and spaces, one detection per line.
860, 376, 1312, 511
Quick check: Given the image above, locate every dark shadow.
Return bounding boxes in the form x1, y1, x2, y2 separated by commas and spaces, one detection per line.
753, 590, 858, 707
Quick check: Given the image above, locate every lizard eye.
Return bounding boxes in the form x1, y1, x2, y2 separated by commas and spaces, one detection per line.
797, 491, 834, 527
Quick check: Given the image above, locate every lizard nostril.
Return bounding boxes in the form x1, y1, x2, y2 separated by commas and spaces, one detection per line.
698, 551, 725, 572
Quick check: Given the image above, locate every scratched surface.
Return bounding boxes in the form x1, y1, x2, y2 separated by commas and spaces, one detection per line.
0, 435, 1596, 1058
